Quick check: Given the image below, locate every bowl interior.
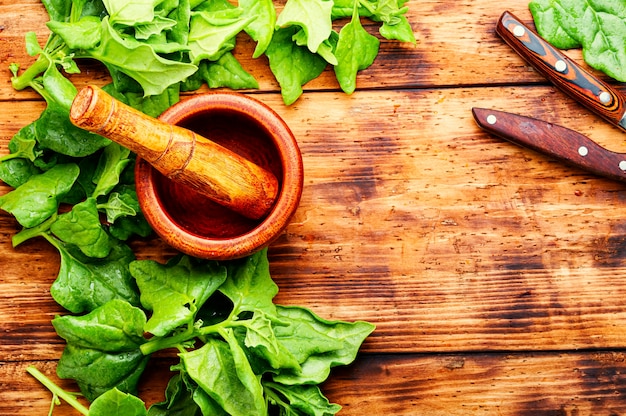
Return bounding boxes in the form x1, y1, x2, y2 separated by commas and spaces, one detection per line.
152, 108, 284, 239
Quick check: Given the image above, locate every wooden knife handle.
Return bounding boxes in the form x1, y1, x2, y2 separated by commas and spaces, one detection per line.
70, 85, 279, 220
472, 107, 626, 183
496, 11, 626, 132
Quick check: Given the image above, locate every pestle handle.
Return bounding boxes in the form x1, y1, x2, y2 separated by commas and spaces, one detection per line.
70, 85, 279, 220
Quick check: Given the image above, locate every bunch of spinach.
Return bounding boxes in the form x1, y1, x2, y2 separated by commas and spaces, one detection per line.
29, 249, 374, 415
3, 1, 382, 414
11, 0, 415, 106
529, 0, 626, 82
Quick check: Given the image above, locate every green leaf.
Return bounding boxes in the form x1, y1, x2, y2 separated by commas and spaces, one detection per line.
276, 0, 333, 53
52, 299, 146, 352
244, 311, 301, 371
41, 0, 72, 22
188, 9, 254, 63
47, 16, 102, 50
92, 143, 132, 198
265, 382, 341, 416
530, 0, 626, 81
103, 0, 161, 26
240, 0, 276, 58
130, 256, 227, 336
135, 15, 178, 40
50, 239, 140, 313
90, 388, 148, 416
106, 186, 153, 240
36, 100, 111, 157
98, 192, 137, 223
181, 338, 266, 416
271, 305, 375, 384
0, 156, 41, 189
219, 248, 278, 316
147, 373, 205, 416
56, 343, 149, 402
24, 31, 43, 56
265, 27, 327, 105
334, 4, 380, 94
41, 63, 78, 110
0, 163, 79, 228
122, 83, 181, 117
50, 197, 112, 258
204, 53, 259, 89
88, 17, 197, 96
380, 14, 416, 43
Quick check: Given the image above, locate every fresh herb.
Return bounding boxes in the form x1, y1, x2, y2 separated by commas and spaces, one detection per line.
11, 0, 415, 106
29, 249, 374, 415
529, 0, 626, 82
4, 1, 385, 413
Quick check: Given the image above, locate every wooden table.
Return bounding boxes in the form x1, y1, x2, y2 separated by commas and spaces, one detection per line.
2, 0, 626, 414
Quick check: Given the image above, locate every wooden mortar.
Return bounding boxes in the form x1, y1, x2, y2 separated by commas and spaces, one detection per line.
70, 85, 279, 220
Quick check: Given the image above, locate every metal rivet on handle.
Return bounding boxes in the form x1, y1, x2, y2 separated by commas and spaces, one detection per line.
578, 146, 589, 157
555, 60, 567, 73
513, 25, 525, 37
599, 91, 611, 104
487, 115, 497, 125
620, 161, 626, 171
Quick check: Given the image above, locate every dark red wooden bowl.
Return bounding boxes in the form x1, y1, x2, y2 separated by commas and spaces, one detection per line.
135, 92, 303, 260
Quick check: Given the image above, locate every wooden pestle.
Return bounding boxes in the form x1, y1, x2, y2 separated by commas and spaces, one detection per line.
70, 85, 279, 220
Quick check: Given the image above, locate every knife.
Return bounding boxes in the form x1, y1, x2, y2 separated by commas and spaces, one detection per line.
496, 11, 626, 133
472, 107, 626, 182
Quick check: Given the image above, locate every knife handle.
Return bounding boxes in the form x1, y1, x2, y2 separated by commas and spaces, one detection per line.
496, 11, 626, 132
472, 107, 626, 183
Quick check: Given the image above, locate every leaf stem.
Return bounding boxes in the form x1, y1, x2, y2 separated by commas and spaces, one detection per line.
11, 54, 49, 91
26, 366, 89, 416
12, 214, 57, 247
140, 325, 197, 356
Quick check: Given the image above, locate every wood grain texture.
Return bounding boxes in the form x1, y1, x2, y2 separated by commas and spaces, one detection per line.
2, 0, 626, 415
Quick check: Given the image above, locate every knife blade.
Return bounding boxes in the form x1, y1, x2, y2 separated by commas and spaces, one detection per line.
472, 107, 626, 182
496, 10, 626, 133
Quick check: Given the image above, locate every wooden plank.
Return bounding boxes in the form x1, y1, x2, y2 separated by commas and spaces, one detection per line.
2, 352, 626, 415
2, 87, 626, 361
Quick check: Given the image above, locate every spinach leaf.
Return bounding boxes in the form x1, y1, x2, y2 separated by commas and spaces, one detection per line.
130, 256, 227, 336
147, 373, 205, 416
243, 310, 301, 372
52, 299, 147, 352
37, 100, 111, 157
272, 305, 375, 385
47, 16, 102, 50
219, 247, 278, 316
240, 0, 276, 58
0, 163, 79, 228
181, 338, 266, 416
265, 27, 327, 105
0, 123, 42, 188
49, 239, 140, 313
98, 192, 137, 223
276, 0, 334, 53
103, 0, 161, 26
90, 388, 148, 416
54, 300, 149, 401
204, 53, 259, 89
187, 9, 254, 63
50, 197, 113, 258
530, 0, 626, 81
334, 3, 380, 94
88, 17, 197, 96
105, 186, 153, 240
56, 343, 149, 402
91, 143, 132, 198
264, 382, 342, 416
